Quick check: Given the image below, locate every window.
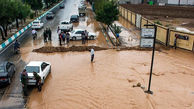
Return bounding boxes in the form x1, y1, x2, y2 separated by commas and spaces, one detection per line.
75, 31, 82, 34
0, 66, 5, 73
41, 62, 48, 71
61, 22, 69, 24
6, 62, 11, 70
26, 66, 40, 73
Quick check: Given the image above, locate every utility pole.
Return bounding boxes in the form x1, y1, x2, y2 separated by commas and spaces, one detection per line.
144, 24, 157, 94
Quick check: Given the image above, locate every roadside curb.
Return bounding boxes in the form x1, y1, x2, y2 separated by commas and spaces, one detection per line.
0, 0, 64, 52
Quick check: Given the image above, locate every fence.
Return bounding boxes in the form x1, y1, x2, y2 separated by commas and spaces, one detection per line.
119, 6, 194, 51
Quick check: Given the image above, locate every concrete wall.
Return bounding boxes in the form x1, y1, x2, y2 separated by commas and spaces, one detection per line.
119, 6, 194, 51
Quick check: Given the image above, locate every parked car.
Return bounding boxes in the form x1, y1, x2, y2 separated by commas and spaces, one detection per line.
46, 12, 54, 19
59, 3, 65, 8
70, 15, 79, 23
78, 6, 86, 16
70, 29, 97, 40
0, 62, 15, 85
25, 61, 51, 85
58, 20, 73, 32
31, 20, 44, 29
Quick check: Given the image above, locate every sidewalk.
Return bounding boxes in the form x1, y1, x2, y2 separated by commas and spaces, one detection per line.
114, 16, 140, 47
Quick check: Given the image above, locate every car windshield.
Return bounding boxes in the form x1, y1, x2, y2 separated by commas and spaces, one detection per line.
26, 66, 40, 73
0, 66, 5, 73
33, 22, 39, 24
71, 15, 77, 18
47, 12, 53, 15
71, 30, 75, 33
61, 22, 69, 24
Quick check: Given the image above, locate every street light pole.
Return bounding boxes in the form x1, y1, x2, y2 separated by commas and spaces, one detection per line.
144, 24, 157, 94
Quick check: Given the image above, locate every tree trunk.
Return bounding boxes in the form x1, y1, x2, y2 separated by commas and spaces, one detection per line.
16, 18, 19, 29
0, 27, 6, 40
2, 25, 8, 37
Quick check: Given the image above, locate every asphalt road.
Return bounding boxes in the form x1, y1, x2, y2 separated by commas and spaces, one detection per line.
0, 0, 108, 108
0, 0, 66, 108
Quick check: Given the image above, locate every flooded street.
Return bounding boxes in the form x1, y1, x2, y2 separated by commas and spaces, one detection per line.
0, 0, 194, 109
26, 49, 194, 109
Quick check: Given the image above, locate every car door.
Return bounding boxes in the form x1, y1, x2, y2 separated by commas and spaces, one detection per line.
75, 31, 82, 39
41, 62, 49, 79
6, 62, 12, 77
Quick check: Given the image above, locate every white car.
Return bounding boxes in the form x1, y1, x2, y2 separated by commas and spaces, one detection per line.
70, 29, 97, 40
25, 61, 51, 85
58, 20, 73, 31
31, 20, 44, 29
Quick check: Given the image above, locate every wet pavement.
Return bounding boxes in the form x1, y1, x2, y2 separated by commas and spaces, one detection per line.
0, 0, 194, 109
0, 0, 108, 108
116, 17, 140, 47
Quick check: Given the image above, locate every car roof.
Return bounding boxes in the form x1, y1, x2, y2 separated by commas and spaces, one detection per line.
74, 29, 85, 31
71, 15, 78, 18
26, 61, 43, 66
60, 20, 70, 23
33, 20, 40, 22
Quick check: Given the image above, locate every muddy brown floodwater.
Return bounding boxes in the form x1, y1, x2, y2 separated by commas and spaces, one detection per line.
25, 48, 194, 109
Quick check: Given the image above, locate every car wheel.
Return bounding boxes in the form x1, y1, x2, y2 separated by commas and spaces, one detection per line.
49, 67, 51, 73
41, 78, 45, 85
90, 36, 94, 40
73, 37, 76, 41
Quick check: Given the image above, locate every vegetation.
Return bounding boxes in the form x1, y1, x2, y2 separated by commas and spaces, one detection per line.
111, 24, 121, 34
0, 0, 31, 40
95, 0, 119, 30
0, 0, 60, 41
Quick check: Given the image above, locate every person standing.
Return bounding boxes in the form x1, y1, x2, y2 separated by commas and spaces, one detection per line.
33, 71, 42, 92
85, 30, 88, 43
90, 48, 94, 62
32, 29, 37, 40
57, 29, 62, 45
43, 30, 48, 42
66, 32, 70, 44
62, 32, 66, 43
48, 28, 52, 41
81, 32, 85, 44
174, 36, 177, 49
20, 69, 28, 96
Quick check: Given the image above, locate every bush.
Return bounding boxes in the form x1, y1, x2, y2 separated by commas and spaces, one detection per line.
30, 13, 34, 19
111, 24, 121, 34
154, 20, 162, 25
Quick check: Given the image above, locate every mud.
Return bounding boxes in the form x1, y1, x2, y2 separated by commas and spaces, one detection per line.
32, 46, 108, 53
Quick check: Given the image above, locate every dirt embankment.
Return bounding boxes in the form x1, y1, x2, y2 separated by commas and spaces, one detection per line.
32, 46, 108, 53
121, 4, 194, 18
33, 44, 168, 53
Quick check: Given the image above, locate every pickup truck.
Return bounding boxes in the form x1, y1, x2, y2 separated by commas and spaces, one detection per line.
58, 20, 73, 32
31, 20, 44, 29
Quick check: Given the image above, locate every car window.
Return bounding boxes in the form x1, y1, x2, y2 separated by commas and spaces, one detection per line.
41, 62, 48, 71
6, 62, 11, 70
75, 31, 82, 34
0, 66, 5, 73
61, 22, 69, 24
33, 22, 39, 24
26, 66, 40, 73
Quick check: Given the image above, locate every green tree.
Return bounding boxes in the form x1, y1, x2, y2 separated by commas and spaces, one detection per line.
0, 0, 16, 38
25, 0, 43, 16
95, 0, 119, 30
